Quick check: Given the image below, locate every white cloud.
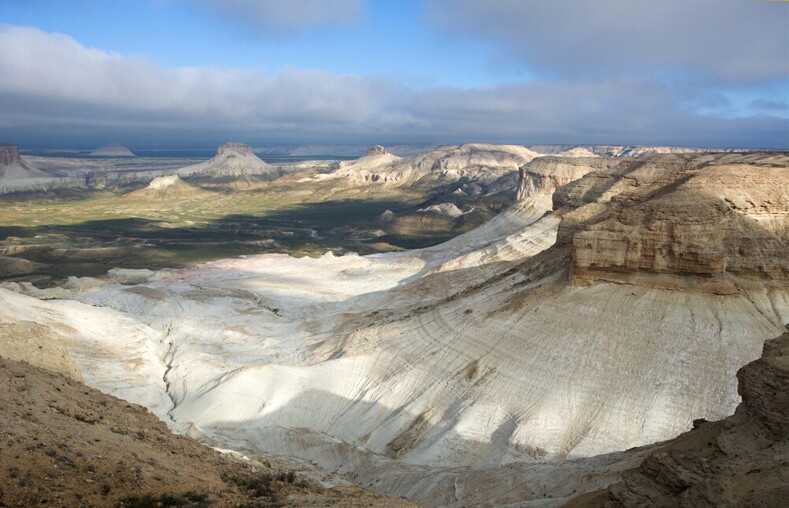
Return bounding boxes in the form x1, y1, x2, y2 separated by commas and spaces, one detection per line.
0, 26, 786, 148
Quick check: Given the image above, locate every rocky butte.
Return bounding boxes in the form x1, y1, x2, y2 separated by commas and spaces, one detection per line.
0, 143, 53, 190
367, 144, 389, 156
177, 142, 279, 178
0, 148, 786, 506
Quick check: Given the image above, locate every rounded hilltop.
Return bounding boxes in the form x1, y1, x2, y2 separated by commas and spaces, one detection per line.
90, 143, 135, 157
124, 174, 203, 199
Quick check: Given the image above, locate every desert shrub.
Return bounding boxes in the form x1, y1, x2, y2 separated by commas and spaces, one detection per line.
119, 492, 208, 508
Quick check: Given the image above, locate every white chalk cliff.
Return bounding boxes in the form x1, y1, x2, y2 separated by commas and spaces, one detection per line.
1, 152, 787, 506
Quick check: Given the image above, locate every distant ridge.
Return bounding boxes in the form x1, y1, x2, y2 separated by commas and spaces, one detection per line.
90, 143, 135, 157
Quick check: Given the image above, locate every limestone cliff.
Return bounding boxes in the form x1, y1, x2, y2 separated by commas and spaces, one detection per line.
516, 156, 620, 202
541, 153, 789, 288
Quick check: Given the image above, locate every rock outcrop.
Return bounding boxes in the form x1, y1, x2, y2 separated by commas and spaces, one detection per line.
124, 175, 209, 199
367, 145, 388, 156
0, 143, 51, 182
178, 142, 278, 179
147, 174, 182, 190
417, 203, 464, 217
567, 332, 789, 507
0, 143, 21, 166
550, 153, 789, 289
516, 156, 620, 202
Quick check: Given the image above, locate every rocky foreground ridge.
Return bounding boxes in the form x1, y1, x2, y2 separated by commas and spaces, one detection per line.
0, 355, 414, 507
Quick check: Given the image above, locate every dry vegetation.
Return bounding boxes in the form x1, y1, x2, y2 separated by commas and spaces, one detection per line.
0, 355, 415, 507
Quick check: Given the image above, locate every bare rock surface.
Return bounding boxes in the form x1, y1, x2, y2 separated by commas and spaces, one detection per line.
367, 145, 389, 156
125, 174, 211, 198
557, 153, 789, 289
417, 202, 464, 217
315, 143, 539, 189
0, 143, 54, 191
565, 331, 789, 507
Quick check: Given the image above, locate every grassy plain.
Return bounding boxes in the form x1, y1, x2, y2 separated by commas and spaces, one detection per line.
0, 171, 509, 281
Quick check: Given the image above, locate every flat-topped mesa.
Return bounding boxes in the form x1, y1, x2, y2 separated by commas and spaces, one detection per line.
367, 145, 388, 156
217, 142, 254, 157
0, 143, 22, 166
90, 143, 135, 157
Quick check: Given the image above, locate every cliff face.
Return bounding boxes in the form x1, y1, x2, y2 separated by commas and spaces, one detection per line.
568, 332, 789, 507
543, 153, 789, 288
323, 143, 533, 189
216, 142, 253, 157
366, 145, 388, 156
0, 143, 51, 184
516, 156, 620, 202
0, 143, 22, 165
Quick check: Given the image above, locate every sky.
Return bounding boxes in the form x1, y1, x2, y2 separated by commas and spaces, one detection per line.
0, 0, 787, 149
